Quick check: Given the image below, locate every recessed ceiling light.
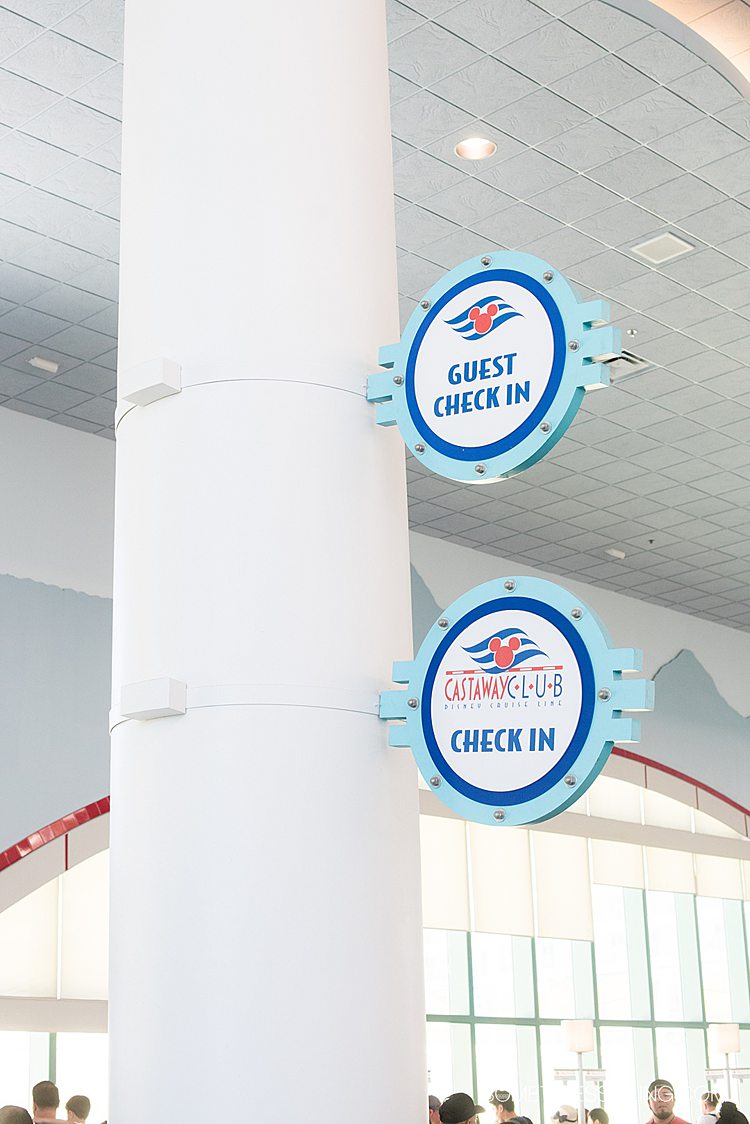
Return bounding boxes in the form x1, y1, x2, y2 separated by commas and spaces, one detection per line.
454, 137, 497, 160
605, 547, 626, 560
630, 232, 694, 265
28, 356, 60, 374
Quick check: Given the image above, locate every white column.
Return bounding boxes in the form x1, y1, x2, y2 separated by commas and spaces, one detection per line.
110, 3, 425, 1120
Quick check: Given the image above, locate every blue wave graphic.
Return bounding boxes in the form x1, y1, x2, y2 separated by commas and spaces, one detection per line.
445, 295, 522, 341
463, 628, 548, 673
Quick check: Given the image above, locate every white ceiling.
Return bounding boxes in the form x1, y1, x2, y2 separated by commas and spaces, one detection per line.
1, 0, 750, 627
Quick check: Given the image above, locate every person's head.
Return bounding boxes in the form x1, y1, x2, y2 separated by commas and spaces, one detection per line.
703, 1094, 721, 1114
490, 1091, 515, 1123
590, 1110, 609, 1124
649, 1080, 676, 1122
31, 1084, 59, 1119
553, 1108, 578, 1124
0, 1108, 33, 1124
720, 1103, 749, 1124
440, 1093, 486, 1124
65, 1099, 90, 1124
430, 1096, 442, 1124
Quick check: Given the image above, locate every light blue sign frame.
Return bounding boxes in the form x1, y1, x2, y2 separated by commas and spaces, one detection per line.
368, 251, 620, 484
380, 576, 654, 826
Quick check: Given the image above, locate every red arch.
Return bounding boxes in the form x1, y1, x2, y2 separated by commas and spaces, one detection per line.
0, 750, 748, 875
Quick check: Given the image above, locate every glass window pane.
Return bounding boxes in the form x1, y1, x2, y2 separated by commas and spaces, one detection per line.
648, 892, 701, 1022
655, 1028, 705, 1122
475, 1024, 540, 1123
0, 1032, 50, 1111
697, 897, 732, 1022
600, 1026, 655, 1124
593, 886, 630, 1019
540, 1024, 598, 1120
536, 939, 594, 1019
55, 1032, 109, 1124
472, 933, 534, 1018
427, 1022, 473, 1102
424, 930, 470, 1016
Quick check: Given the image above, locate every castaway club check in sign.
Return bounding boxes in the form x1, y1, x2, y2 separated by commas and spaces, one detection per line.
368, 251, 620, 483
380, 577, 654, 826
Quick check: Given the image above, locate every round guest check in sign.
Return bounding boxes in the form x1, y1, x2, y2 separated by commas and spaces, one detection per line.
379, 577, 654, 826
368, 252, 620, 484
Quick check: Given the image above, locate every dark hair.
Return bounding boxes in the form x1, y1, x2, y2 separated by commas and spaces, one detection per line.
704, 1095, 721, 1110
720, 1103, 749, 1124
648, 1081, 674, 1098
0, 1109, 33, 1124
66, 1097, 91, 1121
590, 1110, 609, 1124
32, 1083, 60, 1111
490, 1093, 515, 1113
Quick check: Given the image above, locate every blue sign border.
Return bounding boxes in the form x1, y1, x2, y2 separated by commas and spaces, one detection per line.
379, 576, 654, 826
368, 252, 620, 485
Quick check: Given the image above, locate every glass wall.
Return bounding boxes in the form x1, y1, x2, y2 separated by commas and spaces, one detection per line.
425, 885, 750, 1124
0, 1031, 108, 1122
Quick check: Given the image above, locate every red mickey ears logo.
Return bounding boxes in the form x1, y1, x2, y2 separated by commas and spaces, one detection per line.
469, 303, 499, 335
488, 635, 521, 669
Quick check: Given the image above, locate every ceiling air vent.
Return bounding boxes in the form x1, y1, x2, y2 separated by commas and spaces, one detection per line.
600, 350, 653, 382
630, 232, 694, 264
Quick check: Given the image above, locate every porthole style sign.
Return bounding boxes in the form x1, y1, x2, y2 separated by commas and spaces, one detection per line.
368, 252, 620, 484
380, 576, 654, 826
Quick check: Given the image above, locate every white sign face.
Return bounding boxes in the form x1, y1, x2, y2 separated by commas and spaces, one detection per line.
408, 274, 561, 455
426, 606, 585, 797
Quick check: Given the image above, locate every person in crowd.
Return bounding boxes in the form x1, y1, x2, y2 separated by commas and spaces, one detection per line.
553, 1108, 578, 1123
699, 1095, 720, 1124
430, 1096, 442, 1124
440, 1093, 486, 1124
0, 1109, 33, 1124
719, 1103, 749, 1124
64, 1100, 89, 1124
31, 1084, 64, 1124
647, 1079, 691, 1124
590, 1109, 609, 1124
490, 1089, 534, 1124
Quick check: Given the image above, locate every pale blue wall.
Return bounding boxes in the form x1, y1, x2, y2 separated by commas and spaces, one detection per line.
0, 574, 111, 854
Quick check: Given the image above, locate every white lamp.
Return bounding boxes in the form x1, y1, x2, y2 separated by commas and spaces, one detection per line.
712, 1023, 740, 1099
562, 1020, 595, 1124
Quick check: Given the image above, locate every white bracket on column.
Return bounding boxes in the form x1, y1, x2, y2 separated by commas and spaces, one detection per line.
120, 357, 182, 407
120, 677, 187, 720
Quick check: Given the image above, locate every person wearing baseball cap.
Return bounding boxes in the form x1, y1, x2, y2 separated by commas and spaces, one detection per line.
647, 1079, 691, 1124
440, 1093, 486, 1124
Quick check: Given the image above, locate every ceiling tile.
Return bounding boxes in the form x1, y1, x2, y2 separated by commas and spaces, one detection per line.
425, 178, 513, 223
567, 249, 645, 290
387, 0, 426, 41
390, 69, 421, 105
551, 55, 656, 114
397, 251, 446, 297
662, 247, 743, 287
39, 158, 119, 209
618, 31, 702, 82
4, 31, 112, 95
650, 290, 724, 329
436, 0, 552, 51
562, 0, 650, 49
633, 174, 727, 221
64, 394, 114, 425
393, 150, 463, 203
53, 0, 123, 60
55, 360, 115, 394
395, 204, 457, 250
529, 175, 620, 222
480, 147, 574, 197
0, 69, 59, 127
430, 56, 536, 118
390, 90, 472, 147
601, 86, 703, 143
540, 117, 637, 170
588, 147, 681, 195
21, 98, 120, 157
471, 201, 559, 247
520, 225, 605, 267
688, 311, 750, 347
670, 66, 743, 114
576, 200, 663, 245
18, 379, 91, 411
490, 88, 589, 146
421, 225, 501, 267
389, 20, 481, 84
494, 21, 605, 83
650, 118, 747, 171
